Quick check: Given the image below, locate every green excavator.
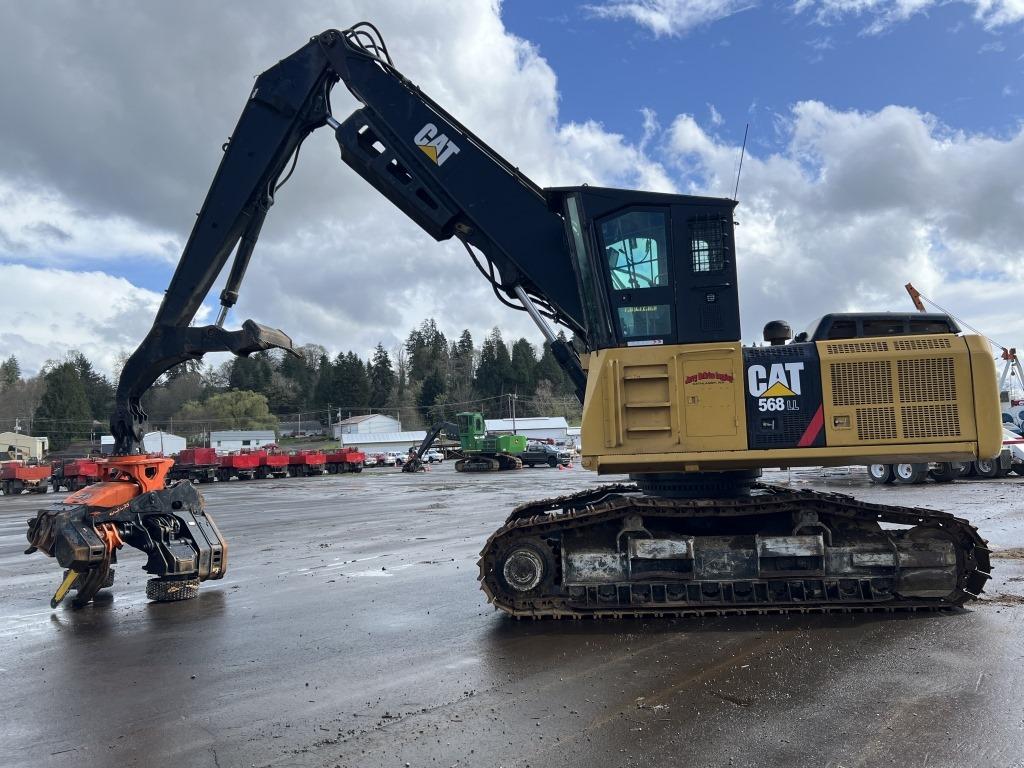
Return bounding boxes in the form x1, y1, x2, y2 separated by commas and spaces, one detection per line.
404, 412, 526, 472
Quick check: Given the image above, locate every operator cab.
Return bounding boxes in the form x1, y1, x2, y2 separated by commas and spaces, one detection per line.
549, 186, 740, 351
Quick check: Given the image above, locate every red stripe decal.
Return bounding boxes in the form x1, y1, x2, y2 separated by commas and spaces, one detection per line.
797, 405, 825, 447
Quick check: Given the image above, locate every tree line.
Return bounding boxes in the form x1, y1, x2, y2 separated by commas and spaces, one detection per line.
0, 319, 582, 450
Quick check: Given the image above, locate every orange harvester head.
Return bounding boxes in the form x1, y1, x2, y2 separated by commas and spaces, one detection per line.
65, 455, 175, 509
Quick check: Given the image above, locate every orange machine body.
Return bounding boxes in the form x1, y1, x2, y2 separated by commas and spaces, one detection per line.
66, 455, 174, 510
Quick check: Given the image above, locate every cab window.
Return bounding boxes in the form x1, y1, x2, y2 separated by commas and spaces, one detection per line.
690, 218, 726, 273
600, 211, 669, 290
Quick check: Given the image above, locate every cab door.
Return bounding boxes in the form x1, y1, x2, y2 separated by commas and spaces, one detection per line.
672, 214, 740, 344
596, 208, 676, 348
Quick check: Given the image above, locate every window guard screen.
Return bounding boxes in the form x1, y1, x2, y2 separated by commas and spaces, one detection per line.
690, 217, 727, 273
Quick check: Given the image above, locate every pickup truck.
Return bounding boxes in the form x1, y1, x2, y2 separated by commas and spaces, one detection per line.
520, 444, 572, 468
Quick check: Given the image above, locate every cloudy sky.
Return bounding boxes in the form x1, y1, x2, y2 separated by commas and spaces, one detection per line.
0, 0, 1022, 376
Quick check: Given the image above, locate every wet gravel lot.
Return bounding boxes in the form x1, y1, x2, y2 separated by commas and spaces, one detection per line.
2, 463, 1022, 768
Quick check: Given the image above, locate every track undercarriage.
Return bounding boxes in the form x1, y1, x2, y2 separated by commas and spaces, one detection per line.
455, 453, 523, 472
478, 482, 991, 618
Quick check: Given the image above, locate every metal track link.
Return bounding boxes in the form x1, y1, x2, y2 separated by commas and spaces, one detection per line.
478, 483, 991, 619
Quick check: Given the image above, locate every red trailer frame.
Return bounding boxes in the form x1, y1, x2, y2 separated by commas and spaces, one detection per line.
217, 452, 260, 482
253, 449, 290, 479
287, 450, 327, 477
50, 458, 102, 492
325, 447, 365, 474
168, 448, 220, 484
1, 461, 51, 496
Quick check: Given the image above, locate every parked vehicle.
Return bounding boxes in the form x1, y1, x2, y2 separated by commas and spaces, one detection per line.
50, 457, 103, 492
325, 447, 365, 474
168, 448, 220, 484
866, 428, 1024, 484
363, 454, 378, 468
423, 449, 444, 463
521, 443, 573, 468
288, 450, 327, 477
1, 461, 50, 495
254, 449, 291, 479
218, 452, 260, 481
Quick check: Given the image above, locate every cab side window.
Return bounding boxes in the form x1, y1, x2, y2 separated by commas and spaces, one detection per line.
601, 211, 669, 290
690, 218, 726, 273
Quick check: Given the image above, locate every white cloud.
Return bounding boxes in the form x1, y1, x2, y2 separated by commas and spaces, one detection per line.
0, 179, 179, 266
979, 39, 1006, 52
666, 101, 1024, 343
585, 0, 757, 36
709, 103, 725, 126
0, 1, 1022, 385
0, 264, 164, 375
793, 0, 1024, 33
586, 0, 1024, 33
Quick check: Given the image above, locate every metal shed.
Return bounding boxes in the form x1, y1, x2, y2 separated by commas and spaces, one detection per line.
209, 430, 277, 453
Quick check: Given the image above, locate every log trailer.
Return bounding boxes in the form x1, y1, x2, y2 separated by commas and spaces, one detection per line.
3, 461, 51, 496
167, 447, 219, 484
49, 458, 103, 493
324, 448, 365, 474
26, 23, 1000, 614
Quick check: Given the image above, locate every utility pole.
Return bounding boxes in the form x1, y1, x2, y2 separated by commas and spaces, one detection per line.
510, 393, 517, 434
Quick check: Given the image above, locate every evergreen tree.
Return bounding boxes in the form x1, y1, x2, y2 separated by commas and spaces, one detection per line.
69, 352, 115, 420
535, 332, 575, 396
228, 353, 273, 393
474, 328, 511, 413
509, 338, 537, 395
280, 344, 324, 407
368, 344, 396, 409
405, 318, 449, 382
312, 354, 333, 410
0, 356, 21, 390
448, 330, 476, 405
33, 362, 93, 450
417, 368, 446, 422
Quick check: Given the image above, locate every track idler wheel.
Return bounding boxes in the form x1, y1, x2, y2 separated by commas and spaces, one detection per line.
496, 538, 557, 597
146, 576, 200, 602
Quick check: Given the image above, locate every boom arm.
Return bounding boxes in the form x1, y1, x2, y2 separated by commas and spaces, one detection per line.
113, 23, 586, 454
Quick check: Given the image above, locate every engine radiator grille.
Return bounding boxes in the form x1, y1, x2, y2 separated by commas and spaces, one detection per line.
897, 358, 955, 402
831, 361, 893, 406
855, 407, 898, 441
822, 336, 966, 444
902, 404, 961, 439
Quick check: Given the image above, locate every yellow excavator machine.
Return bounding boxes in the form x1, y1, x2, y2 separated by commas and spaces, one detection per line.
27, 23, 998, 616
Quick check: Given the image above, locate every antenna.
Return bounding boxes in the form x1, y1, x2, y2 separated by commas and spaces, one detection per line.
732, 122, 749, 201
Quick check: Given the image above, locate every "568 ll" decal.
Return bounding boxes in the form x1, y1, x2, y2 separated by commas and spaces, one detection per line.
748, 362, 803, 412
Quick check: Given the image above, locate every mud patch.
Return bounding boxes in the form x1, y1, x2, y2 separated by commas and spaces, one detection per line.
984, 593, 1024, 606
990, 548, 1024, 559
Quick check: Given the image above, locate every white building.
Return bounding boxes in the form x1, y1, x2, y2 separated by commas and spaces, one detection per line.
338, 431, 426, 455
0, 432, 49, 460
485, 417, 568, 443
143, 431, 187, 455
209, 430, 277, 453
332, 413, 401, 440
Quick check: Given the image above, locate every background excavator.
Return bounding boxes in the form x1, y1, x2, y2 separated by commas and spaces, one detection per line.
27, 22, 1000, 616
403, 412, 527, 473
